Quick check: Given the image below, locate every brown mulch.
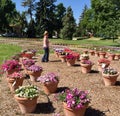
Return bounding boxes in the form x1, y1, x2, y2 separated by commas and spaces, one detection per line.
0, 39, 120, 116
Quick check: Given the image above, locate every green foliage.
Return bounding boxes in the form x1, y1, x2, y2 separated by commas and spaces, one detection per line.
35, 0, 57, 37
0, 0, 17, 32
60, 7, 76, 40
0, 44, 21, 64
91, 0, 120, 39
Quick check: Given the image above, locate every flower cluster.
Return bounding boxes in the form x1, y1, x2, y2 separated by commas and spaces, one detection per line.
54, 48, 64, 53
56, 88, 90, 109
98, 58, 110, 65
103, 67, 118, 75
81, 60, 92, 65
26, 65, 42, 72
22, 59, 35, 67
15, 85, 39, 99
66, 54, 75, 60
7, 72, 23, 78
2, 60, 21, 72
80, 53, 89, 60
28, 49, 37, 54
37, 72, 59, 84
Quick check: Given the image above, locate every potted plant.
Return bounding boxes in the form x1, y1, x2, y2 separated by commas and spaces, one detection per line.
6, 72, 24, 92
21, 59, 35, 69
14, 85, 39, 113
53, 48, 64, 58
80, 53, 89, 61
58, 51, 67, 63
21, 49, 36, 59
97, 58, 110, 72
80, 60, 94, 74
107, 50, 115, 61
99, 48, 106, 59
65, 54, 76, 66
37, 72, 59, 95
2, 60, 21, 74
55, 88, 90, 116
26, 65, 43, 82
102, 67, 119, 86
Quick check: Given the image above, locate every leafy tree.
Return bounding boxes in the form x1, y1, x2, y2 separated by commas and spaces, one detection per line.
22, 0, 36, 21
0, 0, 17, 32
35, 0, 56, 37
27, 19, 36, 38
91, 0, 120, 39
10, 12, 28, 37
54, 3, 66, 38
60, 6, 76, 40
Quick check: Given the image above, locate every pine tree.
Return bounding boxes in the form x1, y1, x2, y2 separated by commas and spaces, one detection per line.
60, 6, 76, 40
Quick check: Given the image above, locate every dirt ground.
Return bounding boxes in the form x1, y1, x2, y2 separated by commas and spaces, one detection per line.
0, 38, 120, 116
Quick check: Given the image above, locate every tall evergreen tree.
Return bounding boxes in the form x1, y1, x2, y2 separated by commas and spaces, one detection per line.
35, 0, 56, 37
60, 6, 76, 40
54, 3, 66, 37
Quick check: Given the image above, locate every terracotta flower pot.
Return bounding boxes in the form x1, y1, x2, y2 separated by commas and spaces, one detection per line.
63, 102, 87, 116
115, 54, 120, 60
54, 51, 59, 58
27, 70, 42, 82
99, 52, 106, 59
66, 58, 75, 66
80, 63, 93, 74
102, 72, 119, 86
95, 51, 99, 57
6, 77, 24, 92
107, 53, 115, 61
42, 81, 59, 95
89, 50, 95, 56
59, 55, 66, 62
14, 95, 38, 114
7, 68, 20, 75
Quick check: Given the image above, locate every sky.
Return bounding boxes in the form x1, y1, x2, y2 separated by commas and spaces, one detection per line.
12, 0, 91, 24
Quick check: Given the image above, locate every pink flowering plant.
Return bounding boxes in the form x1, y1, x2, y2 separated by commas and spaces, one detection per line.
98, 58, 110, 65
66, 54, 75, 60
56, 88, 90, 109
22, 59, 35, 67
2, 60, 21, 72
26, 65, 42, 72
81, 60, 93, 65
7, 72, 23, 79
37, 72, 59, 84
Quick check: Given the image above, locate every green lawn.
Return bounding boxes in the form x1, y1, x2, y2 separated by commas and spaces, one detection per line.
0, 37, 120, 64
50, 38, 120, 47
0, 44, 21, 64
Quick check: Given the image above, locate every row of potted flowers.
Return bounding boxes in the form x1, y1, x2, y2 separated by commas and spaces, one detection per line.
1, 48, 119, 115
1, 49, 92, 115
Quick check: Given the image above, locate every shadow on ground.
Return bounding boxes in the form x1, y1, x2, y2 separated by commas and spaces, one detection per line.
34, 101, 55, 114
85, 107, 107, 116
115, 81, 120, 86
56, 87, 69, 93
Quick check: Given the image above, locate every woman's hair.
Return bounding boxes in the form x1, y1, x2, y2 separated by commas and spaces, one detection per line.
44, 31, 48, 35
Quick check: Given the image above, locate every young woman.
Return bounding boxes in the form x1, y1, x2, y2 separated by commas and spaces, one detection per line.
41, 31, 49, 62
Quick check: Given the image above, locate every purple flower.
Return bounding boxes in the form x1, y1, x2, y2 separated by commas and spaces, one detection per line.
22, 59, 35, 67
56, 88, 90, 109
37, 72, 59, 83
26, 65, 42, 72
